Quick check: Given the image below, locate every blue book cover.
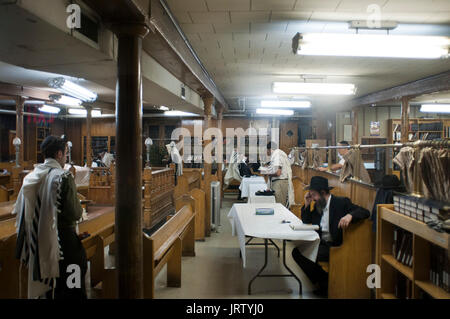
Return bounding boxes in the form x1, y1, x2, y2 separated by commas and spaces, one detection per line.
255, 208, 274, 215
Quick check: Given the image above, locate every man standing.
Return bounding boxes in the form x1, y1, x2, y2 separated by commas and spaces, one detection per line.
15, 136, 87, 299
291, 176, 370, 296
265, 142, 294, 207
319, 141, 349, 173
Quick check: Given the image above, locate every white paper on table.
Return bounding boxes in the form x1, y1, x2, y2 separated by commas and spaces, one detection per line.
290, 223, 319, 231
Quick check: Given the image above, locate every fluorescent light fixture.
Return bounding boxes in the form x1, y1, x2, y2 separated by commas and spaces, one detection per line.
164, 111, 197, 117
24, 100, 45, 105
273, 82, 356, 95
50, 94, 82, 106
420, 104, 450, 113
256, 108, 294, 116
293, 33, 450, 59
159, 106, 169, 111
261, 100, 311, 108
68, 108, 102, 116
38, 105, 60, 114
48, 77, 97, 102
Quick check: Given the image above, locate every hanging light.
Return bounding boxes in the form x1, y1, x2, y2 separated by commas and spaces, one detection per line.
256, 108, 294, 116
38, 105, 61, 114
261, 100, 311, 108
420, 104, 450, 113
68, 108, 102, 116
164, 110, 197, 117
292, 33, 450, 59
50, 94, 83, 106
48, 77, 97, 102
273, 82, 356, 95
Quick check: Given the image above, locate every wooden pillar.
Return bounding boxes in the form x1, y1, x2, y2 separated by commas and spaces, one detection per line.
15, 97, 25, 165
351, 107, 359, 144
113, 24, 149, 299
86, 106, 92, 167
400, 97, 410, 143
203, 96, 214, 237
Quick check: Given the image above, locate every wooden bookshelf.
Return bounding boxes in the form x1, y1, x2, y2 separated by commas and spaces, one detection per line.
376, 204, 450, 299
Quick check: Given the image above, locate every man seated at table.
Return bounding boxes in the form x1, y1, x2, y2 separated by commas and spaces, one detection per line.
291, 176, 370, 297
318, 141, 349, 173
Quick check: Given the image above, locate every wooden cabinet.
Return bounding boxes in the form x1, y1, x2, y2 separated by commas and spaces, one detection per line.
36, 125, 51, 163
376, 205, 450, 299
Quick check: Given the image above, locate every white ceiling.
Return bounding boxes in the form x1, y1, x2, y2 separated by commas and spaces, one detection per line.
167, 0, 450, 112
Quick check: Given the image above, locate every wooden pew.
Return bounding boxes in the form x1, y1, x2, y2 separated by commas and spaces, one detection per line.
174, 195, 196, 256
143, 167, 175, 229
189, 189, 206, 241
0, 201, 15, 222
0, 234, 23, 298
0, 185, 9, 203
82, 223, 114, 288
97, 205, 195, 299
87, 163, 115, 205
318, 219, 373, 299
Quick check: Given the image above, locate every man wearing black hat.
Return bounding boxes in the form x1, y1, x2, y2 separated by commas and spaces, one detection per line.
292, 175, 370, 296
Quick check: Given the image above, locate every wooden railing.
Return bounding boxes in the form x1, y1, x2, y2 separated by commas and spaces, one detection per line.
143, 167, 175, 229
88, 163, 115, 205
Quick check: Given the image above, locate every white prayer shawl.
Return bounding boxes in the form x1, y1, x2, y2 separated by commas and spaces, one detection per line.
224, 150, 243, 185
101, 152, 114, 168
14, 158, 67, 298
166, 143, 183, 176
270, 149, 295, 207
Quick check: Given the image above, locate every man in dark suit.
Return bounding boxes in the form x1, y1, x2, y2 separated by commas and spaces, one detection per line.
291, 176, 370, 297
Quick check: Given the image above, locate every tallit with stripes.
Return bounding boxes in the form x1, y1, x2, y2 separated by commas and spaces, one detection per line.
14, 158, 68, 298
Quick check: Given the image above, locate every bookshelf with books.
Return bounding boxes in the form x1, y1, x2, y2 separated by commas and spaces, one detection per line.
36, 125, 51, 163
388, 118, 450, 144
376, 204, 450, 299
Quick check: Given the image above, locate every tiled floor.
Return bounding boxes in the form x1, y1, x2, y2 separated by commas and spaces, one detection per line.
88, 194, 321, 299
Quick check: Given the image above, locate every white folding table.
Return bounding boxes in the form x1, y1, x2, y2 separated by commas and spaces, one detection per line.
239, 176, 268, 198
228, 203, 320, 295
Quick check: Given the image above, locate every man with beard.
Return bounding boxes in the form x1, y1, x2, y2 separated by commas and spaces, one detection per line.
291, 176, 370, 297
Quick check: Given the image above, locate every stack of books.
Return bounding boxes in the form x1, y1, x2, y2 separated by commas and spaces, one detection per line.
394, 272, 413, 299
430, 244, 450, 292
392, 227, 413, 267
418, 122, 443, 131
393, 195, 444, 223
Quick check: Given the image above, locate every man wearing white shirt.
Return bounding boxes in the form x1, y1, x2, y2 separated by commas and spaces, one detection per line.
318, 141, 349, 174
265, 142, 294, 207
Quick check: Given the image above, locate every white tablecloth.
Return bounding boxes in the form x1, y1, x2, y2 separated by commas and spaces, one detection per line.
239, 176, 268, 198
248, 196, 276, 204
228, 203, 320, 268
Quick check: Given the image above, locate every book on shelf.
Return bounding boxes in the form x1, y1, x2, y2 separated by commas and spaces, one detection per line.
430, 244, 450, 293
393, 227, 413, 267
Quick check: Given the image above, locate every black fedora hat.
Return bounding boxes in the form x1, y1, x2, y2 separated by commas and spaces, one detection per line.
304, 176, 334, 192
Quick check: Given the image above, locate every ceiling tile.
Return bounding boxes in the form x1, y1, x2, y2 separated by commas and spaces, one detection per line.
231, 12, 270, 23
251, 0, 296, 11
295, 0, 341, 11
251, 22, 288, 32
166, 0, 208, 11
206, 0, 250, 11
214, 23, 250, 33
190, 12, 230, 24
382, 0, 438, 12
336, 0, 386, 11
180, 23, 215, 33
173, 11, 193, 24
271, 11, 313, 22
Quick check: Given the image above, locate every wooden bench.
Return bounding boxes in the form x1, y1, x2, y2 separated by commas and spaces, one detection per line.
0, 234, 24, 298
82, 223, 115, 289
96, 205, 195, 299
173, 195, 197, 256
319, 219, 373, 299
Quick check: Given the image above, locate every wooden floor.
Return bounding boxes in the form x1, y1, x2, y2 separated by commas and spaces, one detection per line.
87, 195, 321, 299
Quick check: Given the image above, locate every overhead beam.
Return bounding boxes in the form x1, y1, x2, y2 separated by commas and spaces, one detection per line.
347, 70, 450, 108
0, 82, 54, 101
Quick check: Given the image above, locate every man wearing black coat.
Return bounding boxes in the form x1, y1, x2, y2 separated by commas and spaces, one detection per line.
292, 176, 370, 297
